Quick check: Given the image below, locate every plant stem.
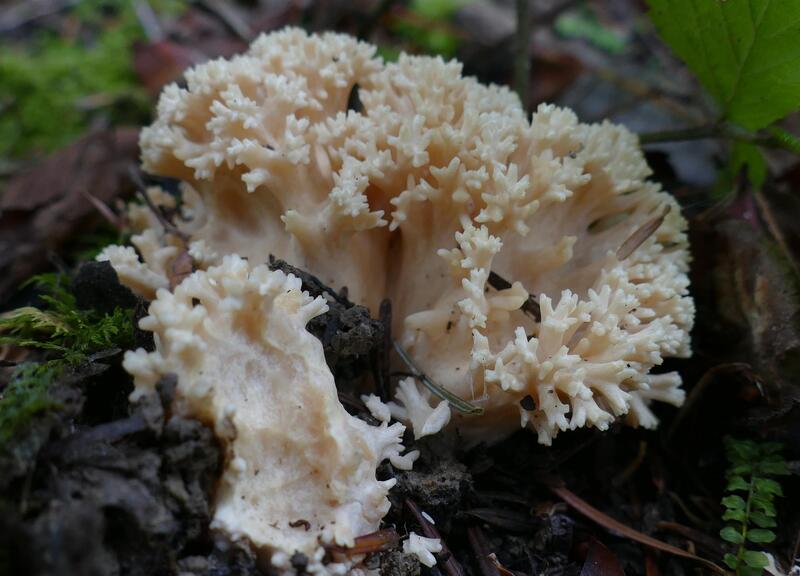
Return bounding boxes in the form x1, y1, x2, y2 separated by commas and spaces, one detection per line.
638, 121, 799, 153
734, 473, 758, 574
514, 0, 531, 109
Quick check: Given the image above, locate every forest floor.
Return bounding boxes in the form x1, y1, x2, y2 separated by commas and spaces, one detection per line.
0, 1, 799, 575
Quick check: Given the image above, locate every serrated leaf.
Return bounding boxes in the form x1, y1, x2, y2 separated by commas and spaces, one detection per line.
721, 526, 744, 544
647, 0, 800, 130
753, 477, 783, 497
727, 475, 750, 492
742, 550, 769, 568
722, 495, 747, 510
750, 511, 777, 528
723, 552, 738, 569
747, 529, 776, 543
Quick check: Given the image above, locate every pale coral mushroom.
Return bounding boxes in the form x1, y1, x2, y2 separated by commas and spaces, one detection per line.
123, 256, 417, 574
103, 27, 694, 446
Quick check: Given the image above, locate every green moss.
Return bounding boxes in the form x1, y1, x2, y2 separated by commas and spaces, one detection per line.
0, 272, 136, 445
0, 273, 135, 362
391, 0, 474, 58
0, 362, 62, 446
0, 0, 185, 158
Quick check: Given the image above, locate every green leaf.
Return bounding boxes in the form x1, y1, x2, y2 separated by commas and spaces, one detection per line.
723, 552, 738, 569
751, 495, 776, 516
759, 460, 790, 475
731, 142, 767, 189
759, 442, 784, 455
750, 511, 777, 528
740, 567, 764, 576
720, 526, 744, 544
753, 477, 783, 497
647, 0, 800, 130
747, 529, 776, 543
727, 475, 750, 492
723, 508, 747, 522
722, 495, 747, 510
732, 463, 755, 476
742, 550, 769, 568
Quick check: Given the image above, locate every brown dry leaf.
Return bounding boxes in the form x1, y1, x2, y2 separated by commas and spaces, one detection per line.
690, 199, 800, 440
133, 40, 202, 96
0, 128, 139, 301
168, 250, 194, 291
579, 538, 624, 576
530, 51, 584, 104
327, 528, 400, 562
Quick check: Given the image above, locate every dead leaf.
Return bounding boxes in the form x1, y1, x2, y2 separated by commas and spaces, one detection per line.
133, 40, 201, 96
168, 251, 194, 291
327, 528, 400, 562
579, 539, 624, 576
0, 128, 139, 302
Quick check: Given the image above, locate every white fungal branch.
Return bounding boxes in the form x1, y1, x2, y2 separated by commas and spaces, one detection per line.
123, 256, 416, 575
403, 533, 442, 568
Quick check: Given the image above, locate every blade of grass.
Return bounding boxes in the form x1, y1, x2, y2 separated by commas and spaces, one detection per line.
393, 341, 483, 415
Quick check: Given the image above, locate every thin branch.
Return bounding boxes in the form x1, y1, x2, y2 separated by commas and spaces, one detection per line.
197, 0, 254, 43
406, 498, 466, 576
551, 485, 727, 574
513, 0, 531, 108
132, 0, 163, 42
638, 121, 800, 153
466, 526, 500, 576
127, 165, 189, 243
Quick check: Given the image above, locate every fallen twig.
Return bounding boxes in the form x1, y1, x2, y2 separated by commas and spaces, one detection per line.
551, 485, 727, 574
128, 165, 189, 243
639, 121, 800, 153
197, 0, 254, 43
406, 498, 465, 576
466, 526, 500, 576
